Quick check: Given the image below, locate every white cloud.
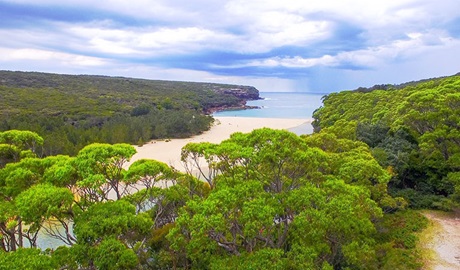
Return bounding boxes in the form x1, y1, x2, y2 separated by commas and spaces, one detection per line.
248, 20, 331, 53
238, 29, 456, 69
2, 0, 460, 92
6, 0, 459, 57
75, 64, 299, 92
0, 47, 108, 66
66, 23, 237, 56
136, 27, 217, 49
64, 15, 329, 56
225, 0, 460, 47
67, 25, 142, 55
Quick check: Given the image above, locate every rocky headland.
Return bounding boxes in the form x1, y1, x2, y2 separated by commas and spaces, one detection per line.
206, 85, 261, 114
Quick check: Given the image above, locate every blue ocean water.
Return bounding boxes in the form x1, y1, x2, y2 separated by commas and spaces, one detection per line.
213, 92, 325, 119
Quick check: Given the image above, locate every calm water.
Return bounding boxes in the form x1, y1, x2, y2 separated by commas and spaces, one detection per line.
213, 92, 325, 119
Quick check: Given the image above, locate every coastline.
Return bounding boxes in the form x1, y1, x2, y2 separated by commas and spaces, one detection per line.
126, 116, 313, 171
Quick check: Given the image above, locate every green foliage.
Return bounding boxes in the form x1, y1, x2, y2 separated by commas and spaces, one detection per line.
93, 238, 139, 270
0, 155, 76, 198
209, 249, 288, 270
390, 188, 441, 209
374, 210, 428, 269
0, 154, 78, 251
377, 210, 428, 248
0, 130, 44, 151
0, 248, 55, 270
124, 159, 173, 188
302, 132, 405, 211
41, 155, 77, 187
3, 70, 452, 269
0, 158, 42, 198
0, 130, 43, 167
172, 128, 389, 269
49, 246, 78, 270
287, 180, 382, 269
73, 200, 152, 245
182, 127, 330, 189
0, 128, 430, 269
0, 70, 258, 155
130, 103, 152, 117
74, 143, 136, 201
313, 74, 460, 208
15, 184, 73, 224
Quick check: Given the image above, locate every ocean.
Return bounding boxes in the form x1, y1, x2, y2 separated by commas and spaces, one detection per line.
213, 92, 326, 135
213, 92, 325, 119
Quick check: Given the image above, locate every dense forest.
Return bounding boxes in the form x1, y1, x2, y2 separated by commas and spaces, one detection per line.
2, 73, 459, 269
0, 71, 259, 156
313, 73, 460, 210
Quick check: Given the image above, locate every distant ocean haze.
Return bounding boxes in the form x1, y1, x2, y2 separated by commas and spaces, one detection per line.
213, 92, 325, 119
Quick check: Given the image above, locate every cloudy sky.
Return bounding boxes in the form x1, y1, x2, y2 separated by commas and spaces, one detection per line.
1, 0, 459, 93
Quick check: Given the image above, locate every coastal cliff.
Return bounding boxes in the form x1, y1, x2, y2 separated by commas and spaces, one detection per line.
212, 85, 259, 100
206, 85, 261, 114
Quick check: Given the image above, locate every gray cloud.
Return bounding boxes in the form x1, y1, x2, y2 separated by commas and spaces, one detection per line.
1, 0, 459, 92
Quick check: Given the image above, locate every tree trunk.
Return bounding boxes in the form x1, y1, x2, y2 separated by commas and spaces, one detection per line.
18, 218, 23, 248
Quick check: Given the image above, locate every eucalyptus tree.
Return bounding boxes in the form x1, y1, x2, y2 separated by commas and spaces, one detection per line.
0, 130, 43, 168
170, 128, 385, 269
0, 155, 76, 251
73, 143, 136, 203
312, 75, 460, 208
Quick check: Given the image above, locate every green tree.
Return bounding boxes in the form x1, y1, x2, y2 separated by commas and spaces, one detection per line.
72, 200, 152, 268
0, 130, 43, 167
312, 75, 460, 208
15, 184, 75, 246
169, 128, 385, 269
74, 143, 136, 202
0, 248, 55, 270
0, 156, 78, 250
93, 238, 139, 270
73, 200, 152, 246
124, 159, 174, 190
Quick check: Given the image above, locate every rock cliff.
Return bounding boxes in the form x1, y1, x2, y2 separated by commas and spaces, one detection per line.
211, 85, 260, 100
206, 85, 261, 114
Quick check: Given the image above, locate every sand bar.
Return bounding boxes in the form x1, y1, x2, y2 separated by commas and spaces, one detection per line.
126, 117, 313, 171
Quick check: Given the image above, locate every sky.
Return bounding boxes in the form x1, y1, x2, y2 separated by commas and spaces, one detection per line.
1, 0, 460, 93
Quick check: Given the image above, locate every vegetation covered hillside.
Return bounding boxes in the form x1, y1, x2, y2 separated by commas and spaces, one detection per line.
0, 71, 259, 156
313, 73, 460, 209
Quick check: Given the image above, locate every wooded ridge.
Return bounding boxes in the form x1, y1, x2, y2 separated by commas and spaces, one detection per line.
313, 73, 460, 210
0, 70, 259, 156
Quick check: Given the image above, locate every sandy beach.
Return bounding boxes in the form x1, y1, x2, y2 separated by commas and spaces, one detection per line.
126, 117, 313, 171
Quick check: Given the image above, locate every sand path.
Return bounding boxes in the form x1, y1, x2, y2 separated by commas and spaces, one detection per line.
423, 211, 460, 269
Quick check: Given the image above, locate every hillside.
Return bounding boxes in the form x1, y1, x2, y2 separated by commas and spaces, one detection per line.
0, 73, 446, 269
0, 71, 260, 155
312, 73, 460, 209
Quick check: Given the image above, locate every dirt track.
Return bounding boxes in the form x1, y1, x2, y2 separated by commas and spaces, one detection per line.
423, 211, 460, 270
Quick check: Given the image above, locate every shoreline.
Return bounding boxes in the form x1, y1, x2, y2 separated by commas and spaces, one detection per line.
126, 116, 313, 170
